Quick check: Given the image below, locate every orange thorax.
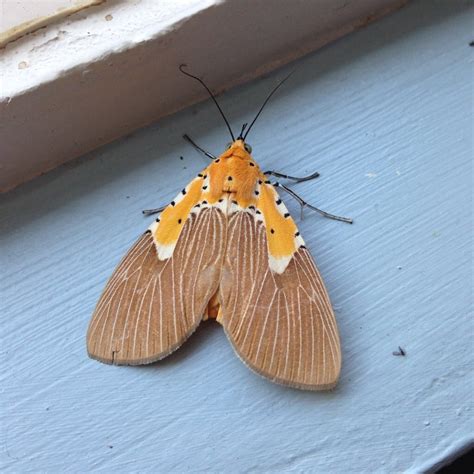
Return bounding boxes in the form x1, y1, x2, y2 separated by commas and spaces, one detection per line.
208, 141, 262, 207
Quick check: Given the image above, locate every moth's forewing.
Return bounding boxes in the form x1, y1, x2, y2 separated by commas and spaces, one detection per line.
219, 190, 341, 391
87, 206, 225, 365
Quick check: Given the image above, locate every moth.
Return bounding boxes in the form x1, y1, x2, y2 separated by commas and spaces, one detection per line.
87, 66, 352, 391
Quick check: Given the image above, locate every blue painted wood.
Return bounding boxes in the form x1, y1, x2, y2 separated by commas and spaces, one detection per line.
1, 1, 472, 471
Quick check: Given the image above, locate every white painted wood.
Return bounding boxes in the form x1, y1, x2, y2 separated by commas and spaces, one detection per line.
0, 0, 94, 34
0, 0, 407, 191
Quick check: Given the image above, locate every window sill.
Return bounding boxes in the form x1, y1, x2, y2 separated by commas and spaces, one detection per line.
0, 0, 407, 192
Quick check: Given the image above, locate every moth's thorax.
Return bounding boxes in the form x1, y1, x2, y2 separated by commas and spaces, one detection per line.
208, 141, 262, 205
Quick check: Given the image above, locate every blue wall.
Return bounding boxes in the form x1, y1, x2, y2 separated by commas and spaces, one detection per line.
1, 1, 472, 471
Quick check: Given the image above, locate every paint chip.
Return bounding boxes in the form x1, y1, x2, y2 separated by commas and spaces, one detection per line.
105, 14, 113, 21
18, 61, 28, 69
392, 346, 406, 356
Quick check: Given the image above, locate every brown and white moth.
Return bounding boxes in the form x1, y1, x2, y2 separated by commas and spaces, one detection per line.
86, 66, 352, 391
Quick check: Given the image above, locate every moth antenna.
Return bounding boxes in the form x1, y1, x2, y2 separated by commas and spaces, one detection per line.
243, 70, 296, 140
238, 123, 248, 140
179, 64, 235, 141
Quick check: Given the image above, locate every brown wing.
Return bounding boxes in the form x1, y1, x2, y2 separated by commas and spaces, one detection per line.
219, 211, 341, 390
87, 208, 226, 365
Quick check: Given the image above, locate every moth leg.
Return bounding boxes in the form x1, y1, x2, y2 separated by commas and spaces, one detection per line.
142, 205, 167, 216
264, 170, 320, 183
183, 134, 217, 160
274, 182, 353, 224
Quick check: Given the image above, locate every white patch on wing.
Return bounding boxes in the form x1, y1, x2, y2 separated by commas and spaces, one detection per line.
295, 234, 305, 247
277, 200, 289, 215
268, 254, 292, 274
190, 203, 202, 214
254, 210, 264, 222
192, 199, 228, 214
148, 220, 159, 233
215, 198, 228, 213
155, 242, 175, 260
229, 200, 242, 214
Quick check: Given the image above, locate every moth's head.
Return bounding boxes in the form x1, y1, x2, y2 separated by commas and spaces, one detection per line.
224, 138, 252, 158
221, 123, 253, 158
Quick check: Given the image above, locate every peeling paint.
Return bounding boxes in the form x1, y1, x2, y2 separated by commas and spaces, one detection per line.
0, 0, 106, 49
